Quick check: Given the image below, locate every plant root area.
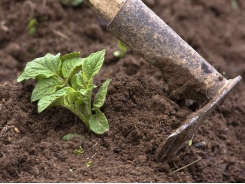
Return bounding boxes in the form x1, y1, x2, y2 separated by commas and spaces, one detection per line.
0, 0, 245, 182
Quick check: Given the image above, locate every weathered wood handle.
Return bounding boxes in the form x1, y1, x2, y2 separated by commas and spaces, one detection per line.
84, 0, 126, 22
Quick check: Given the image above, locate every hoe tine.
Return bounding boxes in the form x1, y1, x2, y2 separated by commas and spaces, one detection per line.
155, 76, 241, 161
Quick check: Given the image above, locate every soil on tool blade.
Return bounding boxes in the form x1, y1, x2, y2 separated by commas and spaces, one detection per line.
0, 0, 245, 182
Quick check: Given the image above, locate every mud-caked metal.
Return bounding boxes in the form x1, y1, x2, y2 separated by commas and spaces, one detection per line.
106, 0, 241, 161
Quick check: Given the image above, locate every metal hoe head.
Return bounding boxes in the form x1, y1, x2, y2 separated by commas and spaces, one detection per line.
155, 76, 241, 161
106, 0, 242, 161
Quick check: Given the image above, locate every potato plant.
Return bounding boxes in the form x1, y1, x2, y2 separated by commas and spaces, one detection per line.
18, 50, 111, 134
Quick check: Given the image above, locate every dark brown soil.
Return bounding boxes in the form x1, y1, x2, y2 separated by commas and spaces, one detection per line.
0, 0, 245, 182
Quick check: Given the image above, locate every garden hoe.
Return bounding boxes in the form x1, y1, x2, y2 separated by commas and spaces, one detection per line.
84, 0, 242, 161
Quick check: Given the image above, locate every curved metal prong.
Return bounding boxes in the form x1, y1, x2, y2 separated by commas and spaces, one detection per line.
155, 76, 242, 162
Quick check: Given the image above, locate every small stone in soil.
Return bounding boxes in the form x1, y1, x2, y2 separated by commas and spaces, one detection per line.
14, 127, 20, 133
194, 141, 206, 149
113, 147, 122, 153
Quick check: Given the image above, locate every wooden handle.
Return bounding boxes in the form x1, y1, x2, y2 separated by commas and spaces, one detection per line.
84, 0, 126, 22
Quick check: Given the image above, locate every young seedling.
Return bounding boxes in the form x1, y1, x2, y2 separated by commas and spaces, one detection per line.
62, 133, 85, 141
113, 40, 129, 58
86, 160, 93, 168
188, 134, 194, 146
62, 134, 85, 154
73, 146, 84, 155
17, 50, 111, 134
231, 0, 238, 9
27, 18, 38, 34
188, 139, 192, 146
60, 0, 84, 6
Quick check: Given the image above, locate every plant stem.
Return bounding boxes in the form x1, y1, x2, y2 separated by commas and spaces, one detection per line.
86, 81, 93, 118
87, 91, 92, 117
64, 105, 89, 128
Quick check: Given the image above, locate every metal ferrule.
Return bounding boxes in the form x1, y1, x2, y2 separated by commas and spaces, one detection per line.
107, 0, 240, 103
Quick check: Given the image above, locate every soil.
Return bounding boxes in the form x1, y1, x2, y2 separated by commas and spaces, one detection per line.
0, 0, 245, 182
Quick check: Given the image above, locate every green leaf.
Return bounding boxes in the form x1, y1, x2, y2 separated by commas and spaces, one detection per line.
74, 99, 89, 120
72, 0, 84, 6
62, 133, 85, 141
79, 84, 95, 101
118, 40, 129, 52
27, 18, 38, 34
88, 83, 97, 90
61, 52, 84, 78
31, 77, 64, 102
65, 91, 82, 107
60, 51, 80, 62
83, 50, 105, 80
62, 134, 75, 141
231, 0, 238, 9
76, 72, 86, 89
115, 40, 129, 58
73, 146, 84, 154
188, 139, 193, 146
93, 79, 111, 109
86, 160, 93, 168
27, 18, 38, 30
89, 110, 109, 134
38, 87, 75, 113
28, 27, 36, 34
17, 53, 61, 82
71, 74, 81, 90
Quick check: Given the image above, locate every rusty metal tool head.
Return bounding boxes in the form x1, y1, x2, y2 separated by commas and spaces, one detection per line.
85, 0, 242, 161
